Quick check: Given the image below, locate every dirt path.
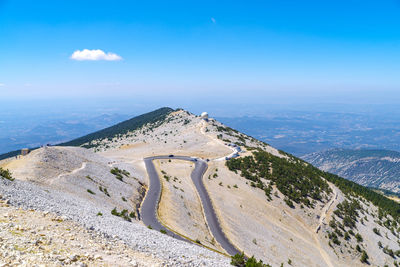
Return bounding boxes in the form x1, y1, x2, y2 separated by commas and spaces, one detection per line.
52, 162, 87, 183
258, 198, 335, 267
198, 121, 238, 161
316, 184, 338, 233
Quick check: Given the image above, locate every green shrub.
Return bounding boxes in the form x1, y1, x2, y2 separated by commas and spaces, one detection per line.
355, 233, 363, 242
111, 207, 133, 222
231, 253, 270, 267
0, 168, 14, 181
245, 256, 268, 267
87, 189, 95, 195
110, 167, 128, 181
344, 232, 350, 240
373, 228, 380, 236
231, 252, 245, 266
383, 246, 395, 258
99, 186, 110, 197
360, 250, 369, 263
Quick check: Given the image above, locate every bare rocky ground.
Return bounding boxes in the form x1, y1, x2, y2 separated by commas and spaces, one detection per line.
0, 145, 230, 266
2, 109, 400, 266
0, 197, 162, 267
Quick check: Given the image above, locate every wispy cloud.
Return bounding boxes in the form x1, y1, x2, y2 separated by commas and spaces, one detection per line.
211, 17, 216, 24
0, 83, 5, 87
70, 49, 122, 61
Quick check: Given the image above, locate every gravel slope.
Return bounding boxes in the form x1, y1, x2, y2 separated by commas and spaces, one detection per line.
0, 177, 229, 266
0, 146, 230, 266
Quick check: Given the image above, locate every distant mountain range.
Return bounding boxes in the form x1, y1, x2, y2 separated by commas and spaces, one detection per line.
302, 148, 400, 192
0, 113, 129, 155
217, 111, 400, 156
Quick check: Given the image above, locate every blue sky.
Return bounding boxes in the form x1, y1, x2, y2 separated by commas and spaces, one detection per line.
0, 0, 400, 106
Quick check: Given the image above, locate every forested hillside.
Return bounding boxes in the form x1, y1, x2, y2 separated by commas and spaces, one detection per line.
59, 107, 174, 148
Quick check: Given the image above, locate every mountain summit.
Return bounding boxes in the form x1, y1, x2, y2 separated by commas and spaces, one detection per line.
1, 108, 400, 266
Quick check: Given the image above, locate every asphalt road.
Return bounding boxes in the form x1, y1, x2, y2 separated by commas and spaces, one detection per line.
141, 155, 241, 256
140, 157, 185, 241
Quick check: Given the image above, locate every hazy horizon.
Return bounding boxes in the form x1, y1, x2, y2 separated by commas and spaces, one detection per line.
1, 1, 400, 102
2, 1, 400, 155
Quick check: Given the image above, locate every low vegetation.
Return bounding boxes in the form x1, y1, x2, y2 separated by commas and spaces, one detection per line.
227, 148, 400, 222
226, 150, 331, 207
0, 167, 14, 181
231, 253, 270, 267
111, 208, 136, 222
99, 186, 110, 197
110, 167, 130, 182
87, 189, 95, 195
360, 250, 369, 263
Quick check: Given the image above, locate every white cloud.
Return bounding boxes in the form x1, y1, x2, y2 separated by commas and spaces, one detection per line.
70, 49, 122, 61
211, 17, 216, 24
0, 83, 5, 87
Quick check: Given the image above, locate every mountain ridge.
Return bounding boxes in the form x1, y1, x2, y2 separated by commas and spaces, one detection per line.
303, 148, 400, 193
59, 107, 174, 148
2, 108, 400, 266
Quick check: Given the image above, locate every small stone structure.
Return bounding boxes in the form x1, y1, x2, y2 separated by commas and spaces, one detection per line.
21, 148, 30, 156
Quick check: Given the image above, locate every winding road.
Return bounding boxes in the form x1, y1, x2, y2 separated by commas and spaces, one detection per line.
140, 155, 241, 256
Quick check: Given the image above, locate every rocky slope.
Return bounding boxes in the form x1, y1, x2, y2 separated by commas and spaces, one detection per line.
0, 196, 161, 267
303, 148, 400, 192
0, 146, 229, 266
1, 108, 400, 266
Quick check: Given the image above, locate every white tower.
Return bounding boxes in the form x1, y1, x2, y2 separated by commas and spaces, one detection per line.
200, 112, 209, 120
